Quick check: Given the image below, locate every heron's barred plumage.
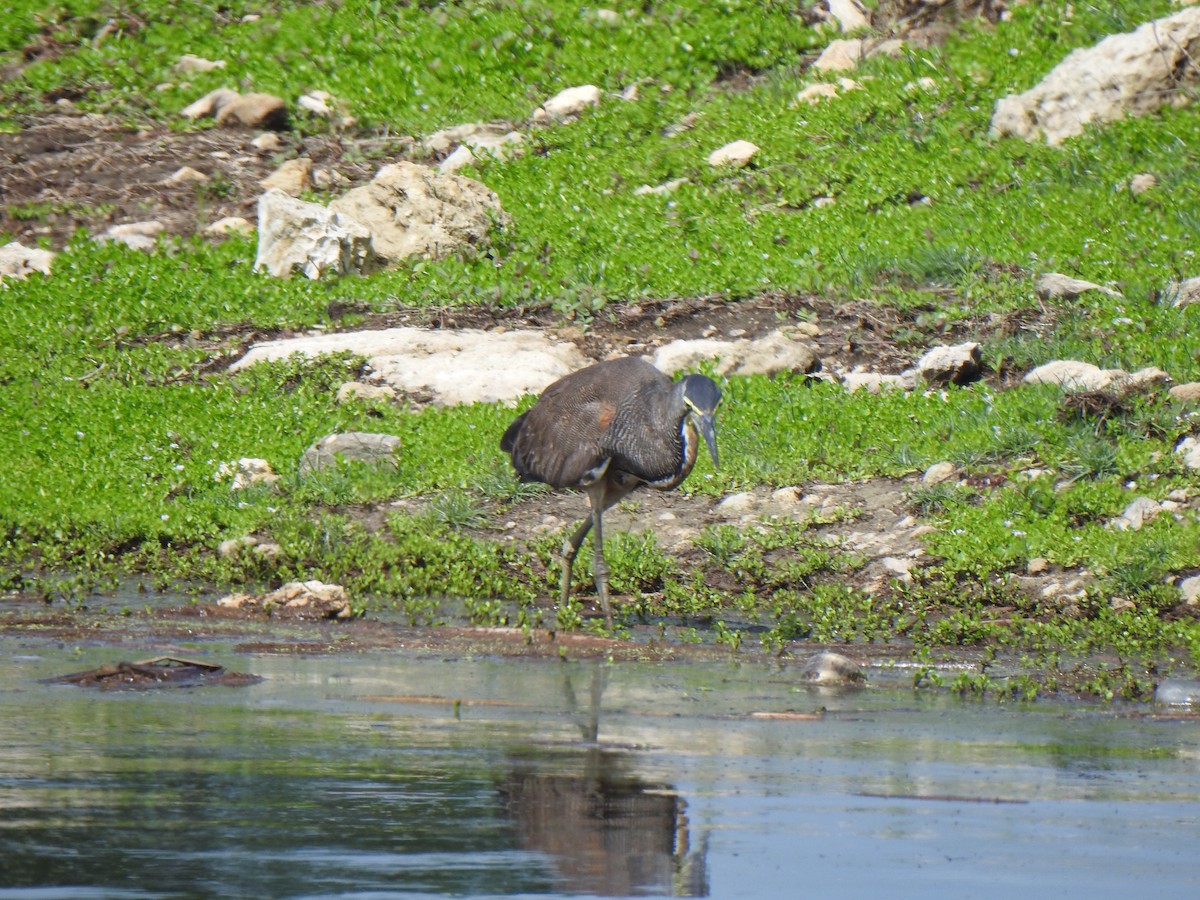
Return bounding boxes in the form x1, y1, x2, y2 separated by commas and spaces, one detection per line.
501, 356, 721, 628
502, 357, 704, 488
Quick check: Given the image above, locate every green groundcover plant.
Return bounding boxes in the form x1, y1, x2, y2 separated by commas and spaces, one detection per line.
2, 0, 1199, 698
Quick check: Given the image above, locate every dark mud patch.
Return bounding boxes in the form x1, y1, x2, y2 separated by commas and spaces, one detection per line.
0, 114, 399, 246
0, 592, 873, 665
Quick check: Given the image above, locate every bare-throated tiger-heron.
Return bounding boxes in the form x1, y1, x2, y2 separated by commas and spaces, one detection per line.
501, 356, 721, 628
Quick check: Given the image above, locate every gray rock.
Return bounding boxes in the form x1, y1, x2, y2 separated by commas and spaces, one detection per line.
771, 486, 805, 505
1176, 436, 1200, 470
162, 166, 209, 185
328, 162, 508, 264
867, 39, 905, 59
1179, 575, 1200, 606
1109, 496, 1161, 531
991, 7, 1200, 145
254, 190, 375, 280
1165, 276, 1200, 308
312, 168, 347, 191
438, 134, 525, 174
299, 432, 401, 476
798, 651, 865, 686
880, 556, 916, 583
437, 145, 478, 174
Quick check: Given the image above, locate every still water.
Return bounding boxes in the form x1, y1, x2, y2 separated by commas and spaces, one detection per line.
1, 644, 1199, 898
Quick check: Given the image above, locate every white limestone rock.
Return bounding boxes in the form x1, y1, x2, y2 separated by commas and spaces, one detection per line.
231, 327, 588, 406
813, 39, 864, 72
214, 457, 279, 491
205, 216, 254, 236
653, 329, 819, 377
0, 242, 55, 280
1022, 360, 1124, 392
253, 190, 375, 280
1036, 273, 1122, 300
97, 221, 166, 252
260, 157, 313, 196
328, 162, 508, 264
536, 84, 602, 121
298, 432, 401, 476
991, 7, 1200, 144
917, 342, 982, 385
707, 140, 759, 168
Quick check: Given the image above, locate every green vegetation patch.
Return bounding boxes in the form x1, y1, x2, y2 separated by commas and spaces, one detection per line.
2, 0, 1200, 700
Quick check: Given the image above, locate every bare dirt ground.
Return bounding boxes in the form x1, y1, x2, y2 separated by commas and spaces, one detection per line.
1, 111, 1070, 658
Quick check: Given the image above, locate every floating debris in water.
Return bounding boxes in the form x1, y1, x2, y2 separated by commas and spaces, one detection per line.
47, 656, 261, 690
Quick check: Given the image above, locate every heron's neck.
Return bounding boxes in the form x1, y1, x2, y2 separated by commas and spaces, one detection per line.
642, 414, 696, 490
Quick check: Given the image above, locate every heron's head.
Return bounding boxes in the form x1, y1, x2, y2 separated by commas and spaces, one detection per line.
679, 374, 721, 467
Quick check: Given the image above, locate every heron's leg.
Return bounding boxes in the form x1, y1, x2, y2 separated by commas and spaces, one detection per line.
559, 516, 593, 610
588, 488, 614, 630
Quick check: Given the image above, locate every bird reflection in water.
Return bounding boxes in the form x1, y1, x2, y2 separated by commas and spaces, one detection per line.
498, 665, 708, 896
